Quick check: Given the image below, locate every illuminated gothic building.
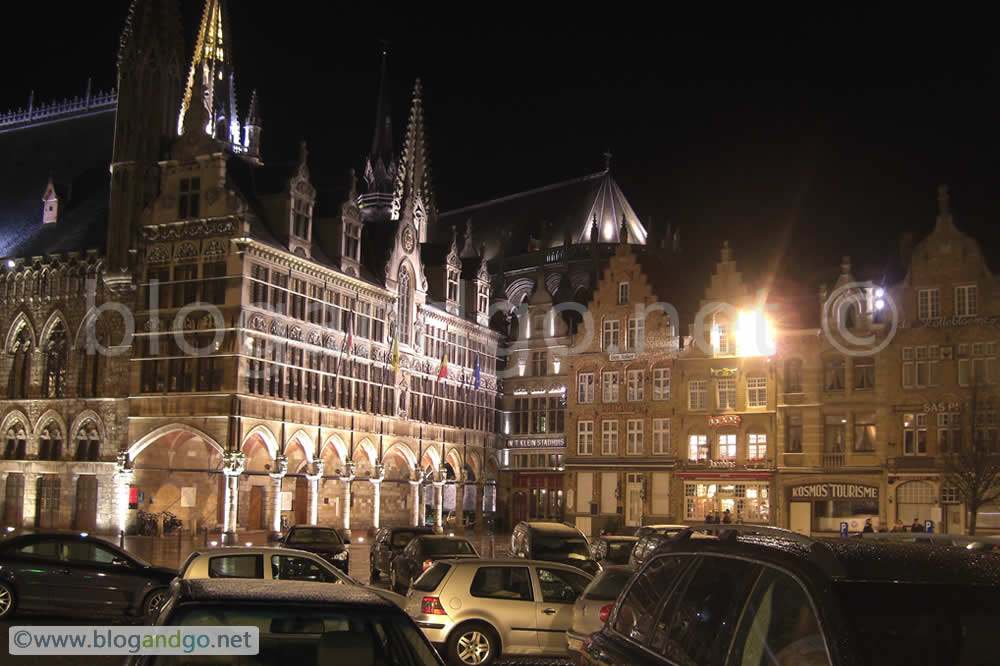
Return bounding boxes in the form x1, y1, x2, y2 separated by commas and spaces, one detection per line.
0, 0, 501, 541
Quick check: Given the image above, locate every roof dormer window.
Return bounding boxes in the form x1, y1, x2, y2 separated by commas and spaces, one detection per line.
178, 177, 200, 219
292, 197, 311, 240
344, 221, 360, 262
447, 268, 459, 302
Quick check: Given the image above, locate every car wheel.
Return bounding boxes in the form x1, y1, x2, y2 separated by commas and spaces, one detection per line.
370, 556, 380, 582
142, 588, 168, 617
0, 581, 16, 619
448, 622, 499, 666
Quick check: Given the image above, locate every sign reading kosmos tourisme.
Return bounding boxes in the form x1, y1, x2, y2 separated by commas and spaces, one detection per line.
790, 483, 879, 501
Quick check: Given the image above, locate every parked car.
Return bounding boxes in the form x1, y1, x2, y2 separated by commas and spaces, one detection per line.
628, 527, 714, 568
405, 558, 593, 665
859, 531, 1000, 551
127, 578, 443, 665
179, 545, 406, 608
581, 524, 1000, 665
277, 524, 350, 573
511, 521, 599, 575
566, 565, 634, 657
632, 524, 689, 539
370, 525, 435, 582
590, 535, 638, 566
0, 531, 176, 620
391, 535, 479, 594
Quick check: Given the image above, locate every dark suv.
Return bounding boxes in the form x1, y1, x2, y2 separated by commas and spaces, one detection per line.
369, 526, 434, 582
511, 521, 600, 575
581, 524, 1000, 665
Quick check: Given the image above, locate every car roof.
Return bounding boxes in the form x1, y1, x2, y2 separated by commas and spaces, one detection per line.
436, 558, 594, 572
1, 531, 120, 547
174, 579, 396, 607
187, 546, 329, 558
520, 521, 585, 535
386, 526, 433, 532
639, 524, 688, 531
598, 536, 638, 542
415, 534, 473, 540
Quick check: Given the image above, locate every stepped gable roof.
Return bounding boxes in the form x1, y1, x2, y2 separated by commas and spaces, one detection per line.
0, 112, 114, 259
439, 169, 647, 260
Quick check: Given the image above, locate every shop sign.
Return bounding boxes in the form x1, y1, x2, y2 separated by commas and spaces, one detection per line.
710, 367, 739, 378
923, 401, 962, 413
790, 483, 879, 500
904, 315, 1000, 329
609, 352, 637, 362
708, 460, 736, 469
708, 415, 742, 427
507, 438, 565, 449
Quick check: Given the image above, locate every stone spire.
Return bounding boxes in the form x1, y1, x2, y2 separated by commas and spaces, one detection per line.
178, 0, 241, 149
360, 44, 398, 221
243, 89, 261, 159
391, 79, 437, 240
461, 219, 477, 258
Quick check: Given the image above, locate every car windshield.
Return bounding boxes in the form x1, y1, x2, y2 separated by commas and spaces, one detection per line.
605, 541, 635, 564
534, 535, 591, 560
422, 539, 476, 556
152, 603, 439, 666
391, 531, 420, 547
287, 528, 343, 545
835, 581, 1000, 665
584, 568, 634, 600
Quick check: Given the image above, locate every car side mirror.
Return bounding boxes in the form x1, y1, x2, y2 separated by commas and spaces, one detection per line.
111, 557, 131, 567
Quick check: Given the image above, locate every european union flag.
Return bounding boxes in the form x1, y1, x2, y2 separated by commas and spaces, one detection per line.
474, 355, 481, 390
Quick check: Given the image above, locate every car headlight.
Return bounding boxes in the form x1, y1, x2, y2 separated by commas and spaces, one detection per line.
330, 551, 349, 560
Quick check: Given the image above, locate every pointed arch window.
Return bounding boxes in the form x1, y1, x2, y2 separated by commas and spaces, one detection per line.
75, 423, 101, 462
398, 267, 412, 346
78, 322, 105, 398
8, 325, 32, 398
43, 321, 68, 398
38, 423, 63, 461
4, 425, 27, 460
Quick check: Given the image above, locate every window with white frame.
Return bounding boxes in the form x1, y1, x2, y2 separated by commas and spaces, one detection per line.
918, 288, 940, 320
714, 320, 732, 356
652, 367, 671, 400
627, 369, 644, 401
902, 346, 914, 388
974, 410, 998, 453
941, 486, 960, 503
747, 433, 767, 461
577, 372, 595, 403
688, 434, 708, 462
626, 419, 643, 455
717, 378, 736, 409
532, 351, 547, 376
938, 412, 961, 455
718, 433, 737, 460
854, 413, 876, 452
955, 285, 978, 317
747, 377, 767, 408
618, 282, 630, 305
689, 380, 707, 410
602, 320, 620, 351
577, 420, 594, 455
903, 413, 927, 455
627, 316, 644, 350
854, 358, 875, 390
652, 418, 670, 455
601, 420, 619, 455
602, 371, 620, 402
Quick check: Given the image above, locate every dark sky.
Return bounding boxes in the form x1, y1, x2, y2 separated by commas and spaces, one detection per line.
4, 2, 999, 289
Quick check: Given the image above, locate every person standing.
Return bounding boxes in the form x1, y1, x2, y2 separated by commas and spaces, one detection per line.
722, 509, 732, 524
911, 518, 924, 533
862, 518, 875, 534
705, 511, 715, 525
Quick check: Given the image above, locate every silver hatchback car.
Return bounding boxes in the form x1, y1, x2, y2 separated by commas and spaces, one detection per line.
404, 558, 592, 666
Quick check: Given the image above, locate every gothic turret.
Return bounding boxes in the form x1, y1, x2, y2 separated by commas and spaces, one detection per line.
106, 0, 184, 286
391, 79, 436, 242
359, 45, 397, 222
243, 89, 262, 161
178, 0, 242, 150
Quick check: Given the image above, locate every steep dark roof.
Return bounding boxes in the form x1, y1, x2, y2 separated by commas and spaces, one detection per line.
0, 112, 114, 259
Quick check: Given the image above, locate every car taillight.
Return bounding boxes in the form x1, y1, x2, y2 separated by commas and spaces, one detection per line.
422, 558, 434, 571
599, 604, 613, 623
421, 596, 447, 615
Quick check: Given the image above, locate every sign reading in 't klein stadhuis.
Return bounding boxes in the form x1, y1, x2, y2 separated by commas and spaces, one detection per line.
790, 483, 879, 501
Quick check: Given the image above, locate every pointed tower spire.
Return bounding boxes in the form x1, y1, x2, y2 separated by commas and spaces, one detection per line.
178, 0, 242, 149
391, 78, 437, 241
243, 88, 262, 160
359, 43, 397, 222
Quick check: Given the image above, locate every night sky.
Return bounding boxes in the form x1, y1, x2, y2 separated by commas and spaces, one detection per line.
4, 2, 998, 291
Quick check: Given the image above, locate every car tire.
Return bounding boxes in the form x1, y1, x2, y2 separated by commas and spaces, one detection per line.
142, 587, 168, 617
370, 556, 380, 582
447, 622, 499, 666
0, 581, 16, 619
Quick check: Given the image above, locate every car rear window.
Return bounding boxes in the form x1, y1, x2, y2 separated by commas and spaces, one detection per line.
534, 535, 590, 560
605, 541, 635, 564
584, 568, 634, 600
835, 581, 1000, 665
422, 539, 476, 556
412, 563, 451, 592
208, 555, 263, 579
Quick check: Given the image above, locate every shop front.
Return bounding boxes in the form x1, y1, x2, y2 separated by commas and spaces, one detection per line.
783, 478, 882, 535
676, 472, 772, 524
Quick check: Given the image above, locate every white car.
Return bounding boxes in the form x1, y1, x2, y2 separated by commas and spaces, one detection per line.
178, 545, 406, 608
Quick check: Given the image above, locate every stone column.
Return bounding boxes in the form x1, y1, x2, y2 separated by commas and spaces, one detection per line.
112, 451, 134, 536
474, 483, 485, 536
267, 455, 288, 541
433, 465, 447, 533
341, 461, 356, 536
454, 480, 466, 535
221, 451, 246, 545
370, 462, 385, 530
409, 478, 422, 527
305, 459, 324, 526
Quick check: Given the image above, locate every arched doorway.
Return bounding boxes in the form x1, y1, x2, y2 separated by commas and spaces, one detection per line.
36, 475, 61, 529
293, 477, 308, 525
512, 490, 528, 525
382, 448, 413, 528
74, 475, 98, 531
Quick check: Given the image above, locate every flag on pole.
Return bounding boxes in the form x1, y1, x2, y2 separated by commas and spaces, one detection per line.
436, 353, 448, 381
391, 331, 399, 373
474, 355, 481, 390
344, 299, 354, 357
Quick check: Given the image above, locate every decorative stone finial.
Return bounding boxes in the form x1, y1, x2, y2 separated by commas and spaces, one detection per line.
619, 215, 628, 244
720, 240, 731, 262
591, 212, 599, 243
938, 184, 950, 217
841, 256, 851, 276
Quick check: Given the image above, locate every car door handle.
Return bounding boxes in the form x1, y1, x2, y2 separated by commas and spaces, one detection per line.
542, 608, 557, 615
58, 568, 72, 575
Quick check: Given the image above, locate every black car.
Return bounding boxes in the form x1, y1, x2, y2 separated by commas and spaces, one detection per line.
581, 524, 1000, 665
127, 578, 443, 665
590, 535, 638, 566
370, 526, 434, 582
389, 534, 479, 593
511, 521, 600, 575
0, 531, 177, 619
277, 525, 350, 573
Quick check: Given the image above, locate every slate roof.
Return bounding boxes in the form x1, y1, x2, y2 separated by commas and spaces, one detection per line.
0, 111, 114, 259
